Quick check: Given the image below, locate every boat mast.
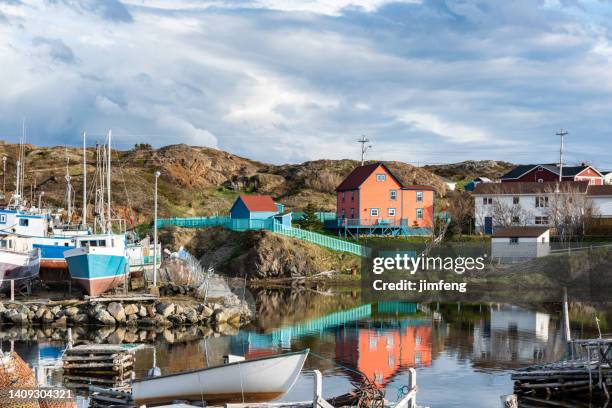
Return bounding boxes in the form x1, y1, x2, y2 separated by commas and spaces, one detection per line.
65, 147, 73, 222
106, 130, 112, 232
82, 132, 87, 226
14, 160, 21, 207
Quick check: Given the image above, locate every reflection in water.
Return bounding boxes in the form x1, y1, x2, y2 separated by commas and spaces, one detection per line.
2, 288, 602, 408
472, 305, 565, 368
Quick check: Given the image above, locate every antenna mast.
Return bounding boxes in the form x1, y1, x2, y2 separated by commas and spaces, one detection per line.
357, 135, 371, 166
556, 129, 568, 182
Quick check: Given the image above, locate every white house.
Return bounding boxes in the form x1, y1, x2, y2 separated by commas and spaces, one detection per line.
587, 185, 612, 218
491, 226, 550, 261
603, 171, 612, 185
473, 181, 612, 233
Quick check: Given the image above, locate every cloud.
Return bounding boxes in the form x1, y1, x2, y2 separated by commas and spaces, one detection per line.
0, 0, 612, 168
56, 0, 133, 22
398, 112, 491, 143
32, 37, 77, 64
122, 0, 420, 16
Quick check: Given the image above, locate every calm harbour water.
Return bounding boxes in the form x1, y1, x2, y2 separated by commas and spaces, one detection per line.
3, 287, 605, 408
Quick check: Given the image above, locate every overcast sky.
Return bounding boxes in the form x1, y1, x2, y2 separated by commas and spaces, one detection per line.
1, 0, 612, 168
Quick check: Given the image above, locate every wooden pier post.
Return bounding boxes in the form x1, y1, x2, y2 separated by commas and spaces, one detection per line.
312, 370, 334, 408
563, 287, 573, 357
395, 368, 417, 408
10, 279, 14, 301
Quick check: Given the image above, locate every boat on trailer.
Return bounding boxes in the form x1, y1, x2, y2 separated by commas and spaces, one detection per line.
64, 130, 130, 297
0, 235, 40, 292
131, 349, 309, 406
64, 233, 128, 296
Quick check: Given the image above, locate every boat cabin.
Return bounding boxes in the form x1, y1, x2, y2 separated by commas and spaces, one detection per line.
0, 209, 50, 237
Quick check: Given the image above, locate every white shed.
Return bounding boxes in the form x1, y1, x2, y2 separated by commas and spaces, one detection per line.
491, 227, 550, 262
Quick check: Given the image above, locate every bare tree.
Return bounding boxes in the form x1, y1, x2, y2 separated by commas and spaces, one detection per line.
490, 199, 531, 227
447, 190, 474, 234
543, 183, 596, 242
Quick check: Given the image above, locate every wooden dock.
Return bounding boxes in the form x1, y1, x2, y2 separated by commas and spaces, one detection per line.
512, 338, 611, 401
63, 344, 144, 391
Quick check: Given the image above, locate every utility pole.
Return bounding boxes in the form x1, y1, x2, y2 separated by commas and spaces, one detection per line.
357, 135, 372, 166
556, 129, 568, 182
153, 170, 161, 288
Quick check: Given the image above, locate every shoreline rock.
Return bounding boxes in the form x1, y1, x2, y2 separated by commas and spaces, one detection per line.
0, 298, 251, 328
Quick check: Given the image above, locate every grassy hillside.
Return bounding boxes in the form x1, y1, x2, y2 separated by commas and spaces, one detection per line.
0, 141, 448, 228
424, 160, 514, 181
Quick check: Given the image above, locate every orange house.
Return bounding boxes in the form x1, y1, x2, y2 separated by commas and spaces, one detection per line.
334, 163, 435, 232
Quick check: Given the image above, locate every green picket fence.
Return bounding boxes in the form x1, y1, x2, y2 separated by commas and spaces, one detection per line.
157, 216, 370, 257
271, 222, 370, 257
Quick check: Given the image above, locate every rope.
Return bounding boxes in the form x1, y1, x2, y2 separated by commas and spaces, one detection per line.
309, 350, 412, 405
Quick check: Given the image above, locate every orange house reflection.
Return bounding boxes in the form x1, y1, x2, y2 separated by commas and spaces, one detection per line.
336, 325, 432, 387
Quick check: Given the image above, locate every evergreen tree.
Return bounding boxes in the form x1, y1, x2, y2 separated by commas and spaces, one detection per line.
298, 203, 323, 231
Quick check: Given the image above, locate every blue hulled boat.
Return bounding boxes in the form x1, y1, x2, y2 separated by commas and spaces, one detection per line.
64, 233, 128, 296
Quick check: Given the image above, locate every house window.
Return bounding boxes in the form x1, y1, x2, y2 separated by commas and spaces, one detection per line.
351, 191, 355, 201
388, 208, 396, 217
535, 216, 549, 225
535, 196, 549, 208
416, 208, 424, 219
341, 192, 345, 201
370, 208, 379, 217
0, 214, 5, 224
538, 178, 544, 183
389, 189, 397, 200
350, 208, 355, 218
341, 209, 345, 218
376, 174, 386, 182
416, 191, 423, 202
510, 237, 519, 244
483, 197, 493, 205
513, 196, 519, 205
19, 218, 29, 227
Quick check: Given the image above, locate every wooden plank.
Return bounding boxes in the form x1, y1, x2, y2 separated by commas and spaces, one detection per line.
84, 294, 158, 302
88, 385, 132, 397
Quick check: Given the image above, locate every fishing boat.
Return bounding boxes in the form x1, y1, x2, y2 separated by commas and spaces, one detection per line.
0, 235, 40, 291
131, 349, 309, 405
64, 233, 128, 296
64, 130, 129, 296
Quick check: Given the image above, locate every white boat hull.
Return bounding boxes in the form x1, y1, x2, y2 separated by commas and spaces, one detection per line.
131, 350, 309, 405
0, 248, 40, 291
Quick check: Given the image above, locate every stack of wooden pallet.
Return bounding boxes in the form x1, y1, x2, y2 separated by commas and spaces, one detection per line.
62, 345, 139, 390
512, 339, 612, 401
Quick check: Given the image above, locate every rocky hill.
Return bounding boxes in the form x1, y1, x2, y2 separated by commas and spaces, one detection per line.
0, 140, 447, 226
424, 160, 515, 181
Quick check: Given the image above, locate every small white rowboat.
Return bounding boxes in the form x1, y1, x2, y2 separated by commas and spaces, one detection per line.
131, 349, 309, 405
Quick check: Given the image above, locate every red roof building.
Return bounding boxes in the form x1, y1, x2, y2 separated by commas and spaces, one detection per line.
333, 162, 435, 233
500, 164, 603, 185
